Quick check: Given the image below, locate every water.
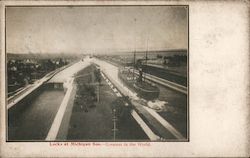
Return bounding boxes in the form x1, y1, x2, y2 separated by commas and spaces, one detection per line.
157, 86, 187, 138
8, 89, 65, 140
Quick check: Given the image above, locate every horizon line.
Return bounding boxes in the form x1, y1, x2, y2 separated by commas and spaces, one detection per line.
7, 48, 187, 55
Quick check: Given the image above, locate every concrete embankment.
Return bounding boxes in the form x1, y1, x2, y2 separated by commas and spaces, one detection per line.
46, 60, 91, 141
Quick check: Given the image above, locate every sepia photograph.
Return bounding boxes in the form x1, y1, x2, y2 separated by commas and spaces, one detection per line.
6, 6, 188, 141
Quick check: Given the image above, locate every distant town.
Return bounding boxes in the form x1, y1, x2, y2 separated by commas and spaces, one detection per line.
7, 55, 74, 96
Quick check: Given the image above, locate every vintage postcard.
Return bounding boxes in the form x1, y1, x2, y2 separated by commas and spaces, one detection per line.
5, 5, 188, 142
0, 0, 249, 157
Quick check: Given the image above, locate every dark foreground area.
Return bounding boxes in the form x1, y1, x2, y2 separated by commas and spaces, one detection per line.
67, 65, 148, 141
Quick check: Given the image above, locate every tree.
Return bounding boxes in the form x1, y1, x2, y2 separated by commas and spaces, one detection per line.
94, 68, 101, 83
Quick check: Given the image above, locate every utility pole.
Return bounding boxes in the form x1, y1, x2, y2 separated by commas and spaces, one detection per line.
97, 79, 100, 102
133, 18, 137, 81
97, 68, 101, 102
93, 67, 101, 102
112, 108, 118, 140
91, 66, 94, 83
144, 32, 149, 82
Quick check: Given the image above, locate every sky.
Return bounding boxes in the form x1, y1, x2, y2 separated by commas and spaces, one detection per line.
6, 6, 188, 54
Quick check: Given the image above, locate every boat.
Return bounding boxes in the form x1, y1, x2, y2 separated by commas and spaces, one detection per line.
118, 18, 159, 101
118, 66, 160, 100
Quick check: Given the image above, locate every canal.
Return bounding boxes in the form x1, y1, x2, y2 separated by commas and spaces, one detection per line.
8, 88, 65, 140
